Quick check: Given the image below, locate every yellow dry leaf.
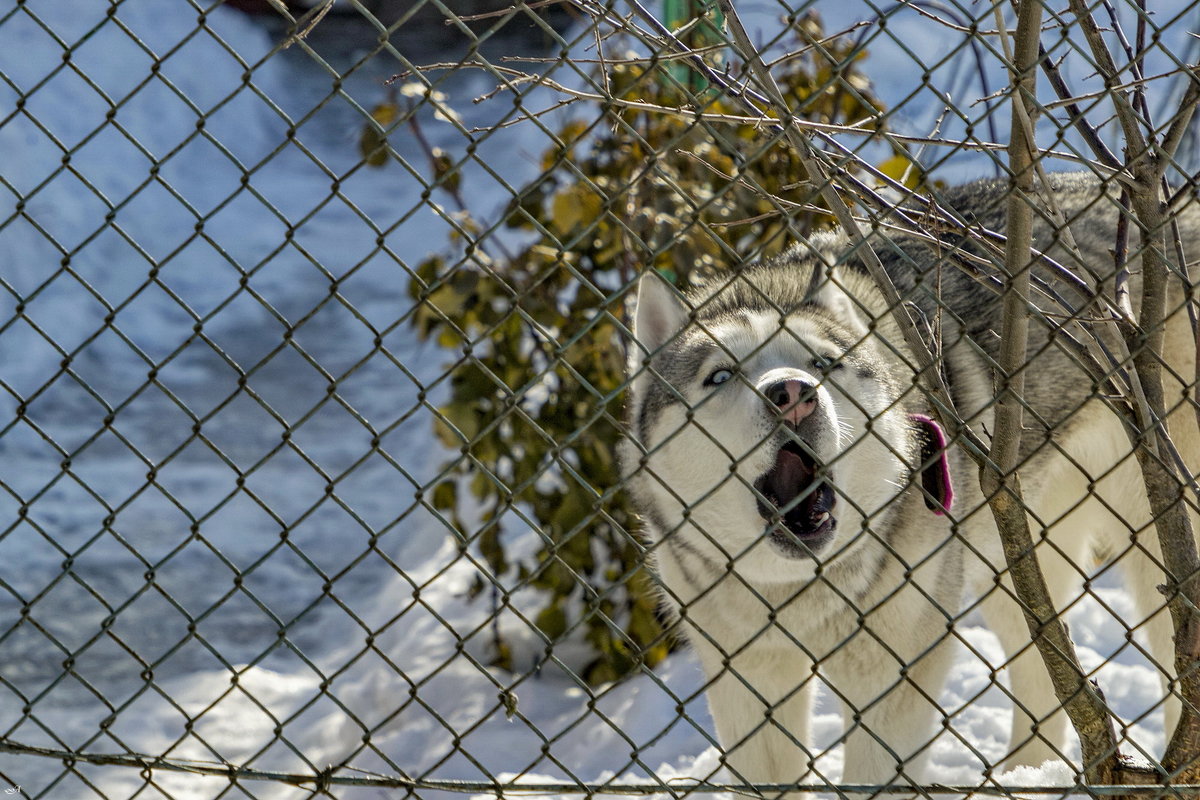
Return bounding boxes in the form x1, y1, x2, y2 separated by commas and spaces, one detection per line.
878, 154, 922, 189
371, 102, 400, 125
549, 185, 603, 238
359, 103, 401, 167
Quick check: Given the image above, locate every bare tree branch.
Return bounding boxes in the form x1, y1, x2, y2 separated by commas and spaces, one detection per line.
983, 0, 1137, 785
1066, 0, 1200, 780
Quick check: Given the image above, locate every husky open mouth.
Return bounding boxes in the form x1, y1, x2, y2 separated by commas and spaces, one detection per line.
754, 439, 837, 555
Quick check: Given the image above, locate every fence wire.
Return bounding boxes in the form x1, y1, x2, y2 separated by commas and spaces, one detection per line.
2, 0, 1200, 798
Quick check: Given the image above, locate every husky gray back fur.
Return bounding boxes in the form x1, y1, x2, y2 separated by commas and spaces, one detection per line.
621, 173, 1200, 791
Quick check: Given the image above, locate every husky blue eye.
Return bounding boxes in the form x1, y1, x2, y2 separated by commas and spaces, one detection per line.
812, 355, 844, 372
705, 368, 734, 386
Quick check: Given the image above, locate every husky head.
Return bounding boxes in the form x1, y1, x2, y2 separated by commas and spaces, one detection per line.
621, 264, 952, 585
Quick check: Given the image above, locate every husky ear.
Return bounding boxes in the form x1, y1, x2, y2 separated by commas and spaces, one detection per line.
909, 414, 954, 515
811, 268, 867, 335
631, 271, 690, 356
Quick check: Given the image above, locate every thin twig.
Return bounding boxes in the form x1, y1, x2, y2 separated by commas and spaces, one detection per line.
1038, 44, 1124, 171
1042, 66, 1195, 111
449, 0, 572, 23
282, 0, 335, 49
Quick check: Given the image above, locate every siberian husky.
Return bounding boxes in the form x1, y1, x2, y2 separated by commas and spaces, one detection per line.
620, 173, 1200, 791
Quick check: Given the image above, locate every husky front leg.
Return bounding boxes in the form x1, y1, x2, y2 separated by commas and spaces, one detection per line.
830, 627, 955, 790
694, 640, 820, 799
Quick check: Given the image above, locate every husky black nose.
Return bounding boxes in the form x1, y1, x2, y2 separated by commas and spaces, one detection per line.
765, 378, 817, 424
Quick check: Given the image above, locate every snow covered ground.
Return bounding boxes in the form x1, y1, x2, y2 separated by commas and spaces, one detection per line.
0, 1, 1195, 798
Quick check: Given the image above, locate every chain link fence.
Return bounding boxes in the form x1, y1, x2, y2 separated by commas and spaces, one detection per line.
3, 0, 1200, 798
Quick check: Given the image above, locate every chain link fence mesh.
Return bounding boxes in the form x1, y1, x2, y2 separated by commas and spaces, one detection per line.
2, 0, 1200, 798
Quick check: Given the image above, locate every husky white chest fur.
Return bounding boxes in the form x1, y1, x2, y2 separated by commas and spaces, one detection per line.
620, 173, 1200, 790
